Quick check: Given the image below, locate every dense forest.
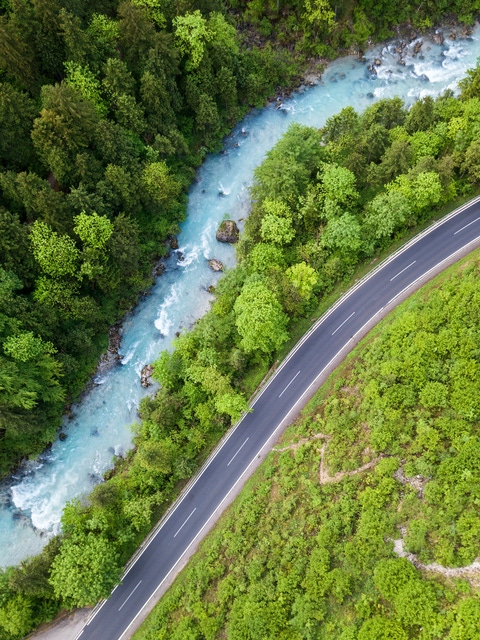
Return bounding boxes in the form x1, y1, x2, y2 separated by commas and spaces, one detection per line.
2, 0, 480, 637
133, 250, 480, 640
0, 0, 302, 477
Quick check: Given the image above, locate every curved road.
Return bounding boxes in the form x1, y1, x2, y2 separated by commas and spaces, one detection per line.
76, 196, 480, 640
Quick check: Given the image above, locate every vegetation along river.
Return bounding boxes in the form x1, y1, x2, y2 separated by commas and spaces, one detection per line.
2, 24, 480, 568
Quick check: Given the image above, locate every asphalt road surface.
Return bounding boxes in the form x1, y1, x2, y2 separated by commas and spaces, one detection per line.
76, 196, 480, 640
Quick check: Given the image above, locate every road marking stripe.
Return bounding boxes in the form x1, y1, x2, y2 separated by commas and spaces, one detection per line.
113, 196, 480, 594
173, 508, 196, 538
118, 581, 142, 612
278, 371, 301, 398
454, 215, 480, 235
227, 438, 249, 467
389, 260, 416, 281
331, 312, 355, 336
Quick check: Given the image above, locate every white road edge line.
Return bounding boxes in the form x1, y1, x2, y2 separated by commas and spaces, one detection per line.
173, 508, 196, 538
386, 238, 480, 308
114, 342, 375, 640
278, 371, 301, 398
389, 260, 416, 281
266, 195, 480, 381
118, 581, 142, 612
454, 215, 480, 235
331, 311, 355, 336
227, 438, 249, 467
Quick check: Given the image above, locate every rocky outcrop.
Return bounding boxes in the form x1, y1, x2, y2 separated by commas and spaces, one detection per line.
413, 40, 423, 55
153, 261, 165, 277
94, 323, 123, 382
108, 324, 122, 356
141, 364, 154, 388
208, 258, 224, 272
216, 220, 239, 244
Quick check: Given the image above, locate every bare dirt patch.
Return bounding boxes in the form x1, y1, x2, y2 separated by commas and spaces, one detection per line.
274, 433, 384, 484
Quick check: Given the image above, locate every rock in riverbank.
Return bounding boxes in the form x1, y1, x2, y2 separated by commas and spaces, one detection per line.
208, 258, 224, 272
141, 364, 154, 388
216, 220, 239, 244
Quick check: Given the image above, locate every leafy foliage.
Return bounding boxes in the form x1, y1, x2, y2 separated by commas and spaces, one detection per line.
2, 2, 480, 635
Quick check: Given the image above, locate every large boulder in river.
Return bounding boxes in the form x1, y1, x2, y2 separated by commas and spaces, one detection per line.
141, 364, 154, 388
208, 258, 224, 272
216, 220, 239, 244
413, 40, 423, 55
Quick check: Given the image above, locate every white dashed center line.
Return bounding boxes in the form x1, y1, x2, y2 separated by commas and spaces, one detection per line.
227, 438, 249, 467
389, 260, 416, 282
173, 508, 196, 538
331, 312, 355, 336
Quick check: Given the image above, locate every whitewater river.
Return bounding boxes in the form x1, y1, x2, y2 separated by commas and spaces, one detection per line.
2, 25, 480, 568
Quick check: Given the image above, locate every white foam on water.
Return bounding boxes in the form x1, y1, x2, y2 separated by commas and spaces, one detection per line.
178, 245, 200, 269
154, 286, 179, 336
201, 225, 214, 259
121, 348, 137, 365
218, 182, 231, 196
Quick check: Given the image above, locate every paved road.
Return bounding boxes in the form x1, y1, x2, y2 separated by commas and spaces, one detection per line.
76, 196, 480, 640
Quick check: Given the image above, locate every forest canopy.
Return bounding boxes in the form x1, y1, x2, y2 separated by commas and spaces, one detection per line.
4, 75, 480, 639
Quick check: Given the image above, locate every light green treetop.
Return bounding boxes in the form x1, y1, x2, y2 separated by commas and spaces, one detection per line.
142, 161, 180, 205
74, 211, 113, 249
260, 198, 295, 245
3, 331, 56, 363
30, 220, 80, 278
234, 277, 289, 354
322, 212, 362, 254
173, 10, 212, 70
49, 532, 121, 608
64, 62, 108, 115
285, 262, 318, 300
320, 163, 359, 206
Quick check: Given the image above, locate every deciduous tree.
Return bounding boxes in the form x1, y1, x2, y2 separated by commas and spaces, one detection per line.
234, 277, 289, 354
